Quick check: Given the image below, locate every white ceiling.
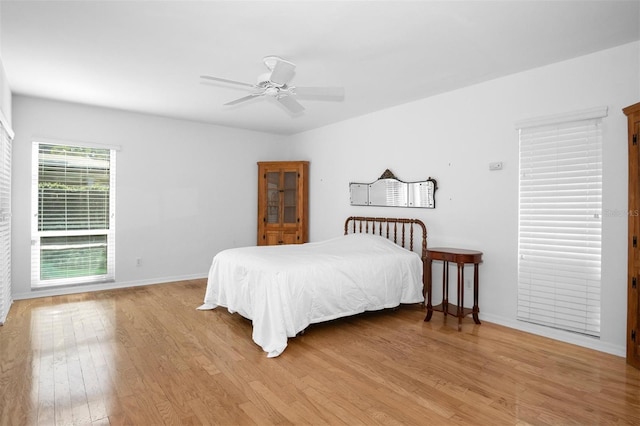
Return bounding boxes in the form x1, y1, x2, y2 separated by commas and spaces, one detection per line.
2, 1, 639, 135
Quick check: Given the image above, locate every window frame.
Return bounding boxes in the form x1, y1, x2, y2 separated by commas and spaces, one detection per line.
516, 107, 607, 338
31, 140, 117, 288
0, 121, 12, 323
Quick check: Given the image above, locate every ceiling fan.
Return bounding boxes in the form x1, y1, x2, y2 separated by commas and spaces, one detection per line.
201, 56, 345, 114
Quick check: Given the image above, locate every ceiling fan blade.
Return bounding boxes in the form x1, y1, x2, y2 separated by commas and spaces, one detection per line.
224, 93, 262, 106
292, 86, 345, 99
201, 75, 255, 88
269, 59, 296, 86
276, 95, 305, 114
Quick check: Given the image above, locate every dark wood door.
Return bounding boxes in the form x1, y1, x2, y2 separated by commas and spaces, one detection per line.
624, 102, 640, 369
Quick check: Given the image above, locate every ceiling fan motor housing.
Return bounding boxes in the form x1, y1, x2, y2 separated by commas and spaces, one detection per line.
264, 86, 282, 96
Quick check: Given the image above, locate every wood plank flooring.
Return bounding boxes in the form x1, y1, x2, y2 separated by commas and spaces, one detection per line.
1, 279, 639, 425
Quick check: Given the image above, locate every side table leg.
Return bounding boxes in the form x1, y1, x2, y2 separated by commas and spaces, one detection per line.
442, 261, 449, 318
424, 258, 433, 321
457, 263, 464, 331
472, 263, 481, 324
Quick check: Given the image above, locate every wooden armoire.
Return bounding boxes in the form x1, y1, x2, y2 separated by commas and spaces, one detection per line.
257, 161, 309, 246
624, 102, 640, 369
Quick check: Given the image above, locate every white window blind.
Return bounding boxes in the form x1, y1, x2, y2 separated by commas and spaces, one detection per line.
31, 142, 116, 287
0, 124, 12, 324
517, 109, 605, 337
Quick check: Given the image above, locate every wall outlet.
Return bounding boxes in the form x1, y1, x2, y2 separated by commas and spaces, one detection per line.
136, 258, 142, 267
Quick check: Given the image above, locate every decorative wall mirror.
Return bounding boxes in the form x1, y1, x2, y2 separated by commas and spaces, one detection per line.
350, 169, 438, 208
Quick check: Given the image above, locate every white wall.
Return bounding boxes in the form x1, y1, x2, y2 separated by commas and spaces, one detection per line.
11, 96, 287, 299
0, 63, 10, 129
0, 0, 12, 131
290, 41, 640, 356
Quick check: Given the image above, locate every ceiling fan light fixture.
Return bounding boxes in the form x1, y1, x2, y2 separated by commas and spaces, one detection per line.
264, 86, 280, 96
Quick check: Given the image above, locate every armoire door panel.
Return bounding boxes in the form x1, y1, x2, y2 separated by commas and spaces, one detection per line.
624, 102, 640, 369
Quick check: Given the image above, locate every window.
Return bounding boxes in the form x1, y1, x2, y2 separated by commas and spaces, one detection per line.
517, 107, 606, 338
31, 141, 116, 288
0, 122, 12, 323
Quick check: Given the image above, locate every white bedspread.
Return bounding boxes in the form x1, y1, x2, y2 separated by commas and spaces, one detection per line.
198, 233, 424, 357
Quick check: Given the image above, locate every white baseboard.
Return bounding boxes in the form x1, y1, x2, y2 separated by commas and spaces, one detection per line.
480, 313, 626, 358
11, 273, 208, 301
0, 299, 11, 325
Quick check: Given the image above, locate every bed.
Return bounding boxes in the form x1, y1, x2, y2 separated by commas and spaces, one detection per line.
197, 216, 427, 357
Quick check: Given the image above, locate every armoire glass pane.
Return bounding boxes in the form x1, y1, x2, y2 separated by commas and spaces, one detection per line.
266, 172, 280, 224
283, 171, 297, 224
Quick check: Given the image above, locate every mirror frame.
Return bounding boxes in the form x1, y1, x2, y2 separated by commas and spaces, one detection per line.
349, 169, 438, 208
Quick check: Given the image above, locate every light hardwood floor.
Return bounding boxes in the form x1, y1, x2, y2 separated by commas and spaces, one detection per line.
1, 279, 639, 425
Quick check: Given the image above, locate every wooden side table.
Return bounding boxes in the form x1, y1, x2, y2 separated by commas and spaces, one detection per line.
424, 247, 483, 331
